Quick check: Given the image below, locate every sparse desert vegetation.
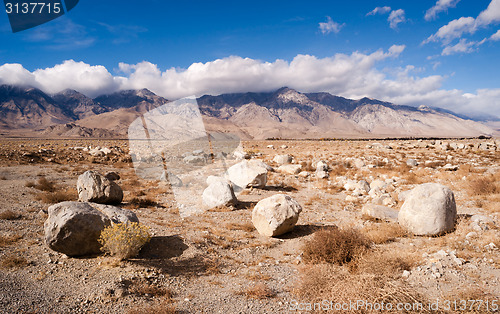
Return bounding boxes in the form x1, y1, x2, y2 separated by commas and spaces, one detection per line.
0, 137, 498, 313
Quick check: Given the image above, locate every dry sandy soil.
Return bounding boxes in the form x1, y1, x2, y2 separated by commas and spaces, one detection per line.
0, 138, 499, 313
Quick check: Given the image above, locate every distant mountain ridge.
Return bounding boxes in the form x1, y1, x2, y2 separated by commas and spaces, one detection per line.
0, 84, 496, 138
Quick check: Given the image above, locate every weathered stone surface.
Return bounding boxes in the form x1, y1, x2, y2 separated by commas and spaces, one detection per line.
362, 204, 398, 222
77, 171, 123, 205
273, 154, 292, 165
160, 170, 183, 187
202, 181, 237, 208
226, 160, 268, 190
406, 159, 418, 167
251, 194, 302, 237
183, 155, 205, 164
277, 164, 302, 175
398, 183, 457, 236
44, 201, 138, 256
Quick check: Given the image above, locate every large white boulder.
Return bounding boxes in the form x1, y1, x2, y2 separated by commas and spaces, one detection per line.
226, 160, 268, 190
202, 181, 237, 208
44, 201, 138, 256
251, 194, 302, 237
77, 171, 123, 205
398, 183, 457, 236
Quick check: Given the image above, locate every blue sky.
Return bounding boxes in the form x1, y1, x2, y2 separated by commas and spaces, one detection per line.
0, 0, 499, 117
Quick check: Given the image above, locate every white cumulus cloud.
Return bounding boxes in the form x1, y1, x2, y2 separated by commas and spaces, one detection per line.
425, 0, 461, 21
477, 0, 500, 26
425, 0, 500, 51
424, 16, 476, 44
491, 29, 500, 40
319, 16, 344, 34
366, 6, 391, 16
0, 46, 499, 118
388, 9, 406, 29
366, 7, 406, 30
441, 38, 483, 55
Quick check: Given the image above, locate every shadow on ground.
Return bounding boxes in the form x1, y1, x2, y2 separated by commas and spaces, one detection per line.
277, 224, 337, 240
132, 235, 223, 277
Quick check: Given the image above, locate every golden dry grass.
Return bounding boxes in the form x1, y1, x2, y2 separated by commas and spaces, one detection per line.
361, 223, 407, 244
468, 175, 498, 196
225, 222, 254, 232
35, 187, 77, 204
237, 282, 276, 299
0, 209, 22, 220
0, 254, 28, 269
25, 177, 56, 192
293, 264, 432, 313
302, 228, 371, 266
351, 249, 419, 277
0, 233, 22, 247
128, 280, 173, 298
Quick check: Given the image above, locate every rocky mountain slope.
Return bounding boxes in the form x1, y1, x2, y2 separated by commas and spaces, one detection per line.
197, 87, 494, 139
0, 84, 495, 139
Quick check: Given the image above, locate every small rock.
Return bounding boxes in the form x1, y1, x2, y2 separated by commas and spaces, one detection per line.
361, 204, 398, 222
273, 154, 292, 165
406, 159, 418, 167
277, 164, 302, 175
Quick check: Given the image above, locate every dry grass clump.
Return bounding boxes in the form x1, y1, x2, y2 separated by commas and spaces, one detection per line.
0, 233, 22, 247
0, 209, 22, 220
362, 223, 407, 244
128, 280, 173, 298
127, 197, 159, 209
293, 264, 431, 313
302, 228, 371, 265
35, 188, 77, 204
25, 177, 56, 192
351, 249, 419, 277
237, 282, 276, 299
99, 222, 151, 260
0, 254, 28, 269
329, 164, 347, 176
468, 175, 498, 195
225, 222, 254, 232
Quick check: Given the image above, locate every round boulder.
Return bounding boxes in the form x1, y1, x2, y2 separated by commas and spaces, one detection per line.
44, 201, 139, 256
252, 194, 302, 237
202, 181, 237, 208
398, 183, 456, 236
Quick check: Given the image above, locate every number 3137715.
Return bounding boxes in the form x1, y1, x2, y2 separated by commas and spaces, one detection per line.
5, 2, 61, 14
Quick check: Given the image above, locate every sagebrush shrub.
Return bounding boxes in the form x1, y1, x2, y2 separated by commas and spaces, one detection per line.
99, 222, 151, 260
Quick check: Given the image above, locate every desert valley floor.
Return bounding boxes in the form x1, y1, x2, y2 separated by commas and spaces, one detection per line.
0, 138, 499, 313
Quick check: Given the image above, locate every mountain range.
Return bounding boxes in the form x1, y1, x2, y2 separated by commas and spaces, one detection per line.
0, 84, 496, 139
